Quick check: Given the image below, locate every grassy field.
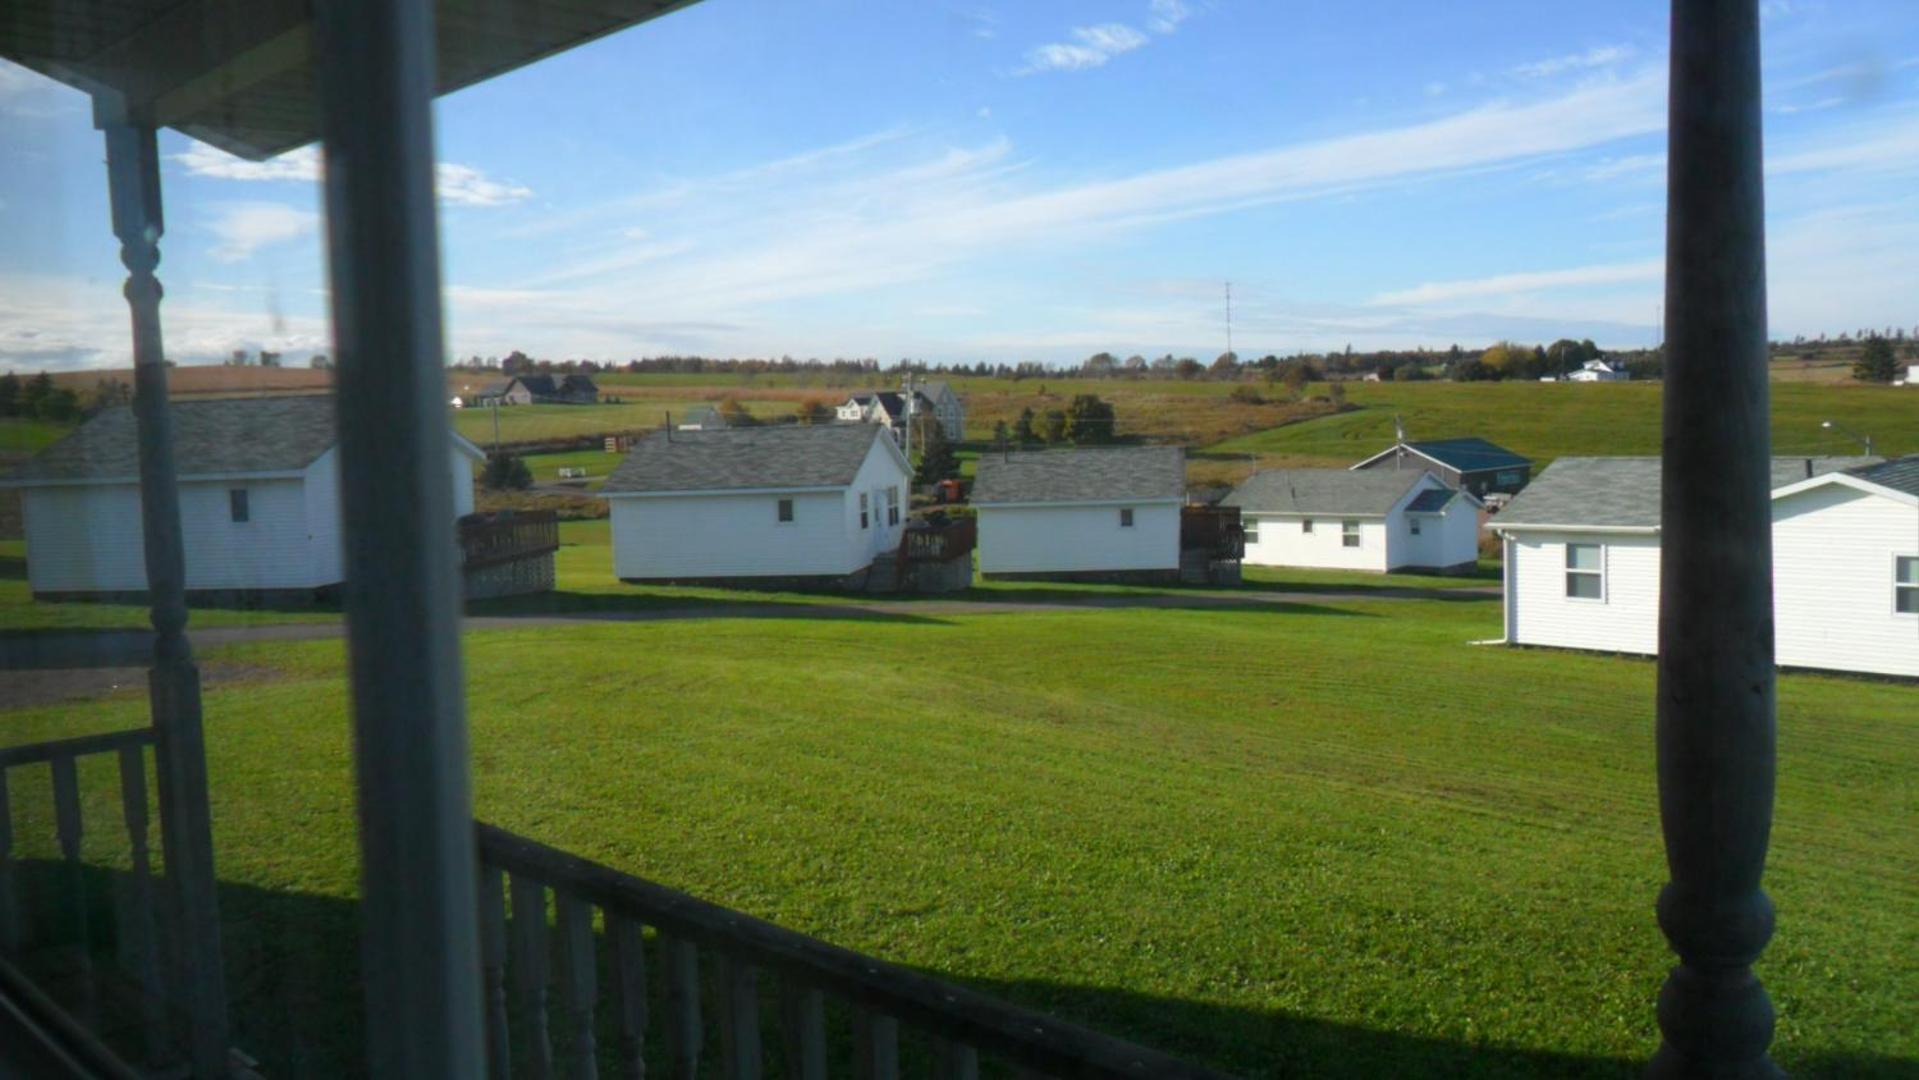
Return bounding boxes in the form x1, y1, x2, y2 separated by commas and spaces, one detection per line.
1209, 381, 1919, 472
521, 448, 623, 489
1, 524, 1912, 1077
0, 417, 73, 455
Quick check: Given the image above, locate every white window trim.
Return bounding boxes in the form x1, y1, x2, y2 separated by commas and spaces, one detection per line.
1341, 519, 1361, 548
859, 491, 869, 529
1408, 516, 1422, 536
1895, 553, 1919, 617
1565, 542, 1607, 603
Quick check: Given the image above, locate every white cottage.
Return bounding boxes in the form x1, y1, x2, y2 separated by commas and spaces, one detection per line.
601, 423, 912, 584
1226, 469, 1481, 573
1566, 359, 1629, 382
6, 395, 481, 597
972, 446, 1184, 580
1491, 455, 1915, 678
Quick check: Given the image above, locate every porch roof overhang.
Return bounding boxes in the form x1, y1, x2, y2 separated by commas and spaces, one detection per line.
0, 0, 701, 160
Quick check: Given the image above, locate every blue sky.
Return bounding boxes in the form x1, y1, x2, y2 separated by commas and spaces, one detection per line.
2, 0, 1916, 369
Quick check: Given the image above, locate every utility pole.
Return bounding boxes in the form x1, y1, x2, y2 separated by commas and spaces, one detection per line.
490, 397, 500, 455
1225, 281, 1234, 360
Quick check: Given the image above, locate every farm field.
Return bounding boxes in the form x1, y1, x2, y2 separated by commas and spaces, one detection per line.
1209, 381, 1919, 470
1, 525, 1913, 1076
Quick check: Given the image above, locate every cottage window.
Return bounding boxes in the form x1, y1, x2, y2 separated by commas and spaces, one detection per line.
1302, 518, 1314, 533
1566, 543, 1604, 600
887, 486, 901, 526
229, 488, 249, 523
1897, 556, 1919, 614
1119, 507, 1135, 528
1496, 469, 1523, 488
1341, 520, 1360, 548
859, 492, 869, 529
1409, 517, 1422, 536
777, 498, 794, 523
1244, 519, 1260, 544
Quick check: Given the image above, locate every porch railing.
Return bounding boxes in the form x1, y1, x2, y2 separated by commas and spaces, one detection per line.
0, 727, 178, 1071
476, 822, 1227, 1080
900, 516, 977, 564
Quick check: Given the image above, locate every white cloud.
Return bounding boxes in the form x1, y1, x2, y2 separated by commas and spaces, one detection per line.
1371, 258, 1664, 307
1147, 0, 1191, 35
1022, 23, 1149, 73
172, 143, 533, 206
0, 272, 328, 369
1514, 45, 1635, 79
0, 58, 83, 118
204, 202, 320, 262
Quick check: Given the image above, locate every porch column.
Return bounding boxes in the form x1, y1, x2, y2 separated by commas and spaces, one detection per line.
96, 97, 232, 1079
313, 0, 486, 1075
1654, 1, 1780, 1076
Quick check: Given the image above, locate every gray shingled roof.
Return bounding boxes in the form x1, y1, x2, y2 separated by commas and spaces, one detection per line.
1844, 455, 1919, 498
9, 395, 347, 484
1225, 469, 1428, 516
601, 424, 890, 495
972, 446, 1184, 505
1495, 456, 1882, 529
1361, 436, 1530, 472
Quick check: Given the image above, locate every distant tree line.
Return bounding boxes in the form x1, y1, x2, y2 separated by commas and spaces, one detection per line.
0, 372, 83, 422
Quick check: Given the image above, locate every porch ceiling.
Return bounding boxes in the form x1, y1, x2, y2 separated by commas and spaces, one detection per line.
0, 0, 702, 160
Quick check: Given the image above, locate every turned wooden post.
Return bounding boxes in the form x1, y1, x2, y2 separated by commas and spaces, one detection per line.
1653, 1, 1781, 1076
98, 97, 232, 1079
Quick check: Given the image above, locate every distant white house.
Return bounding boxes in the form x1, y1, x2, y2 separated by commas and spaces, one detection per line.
601, 423, 911, 583
1491, 455, 1915, 678
1225, 469, 1481, 573
972, 446, 1184, 580
837, 380, 966, 442
1901, 363, 1918, 386
1566, 359, 1629, 382
5, 395, 481, 596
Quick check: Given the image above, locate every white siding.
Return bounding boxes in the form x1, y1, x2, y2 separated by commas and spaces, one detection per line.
1242, 515, 1388, 571
23, 477, 315, 592
305, 449, 344, 587
1506, 531, 1663, 655
608, 437, 912, 580
977, 501, 1180, 574
1773, 485, 1919, 678
1389, 495, 1480, 571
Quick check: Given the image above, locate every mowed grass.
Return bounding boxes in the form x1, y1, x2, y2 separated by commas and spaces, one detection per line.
1212, 381, 1919, 469
451, 401, 794, 445
1, 574, 1912, 1075
0, 417, 74, 455
522, 448, 622, 489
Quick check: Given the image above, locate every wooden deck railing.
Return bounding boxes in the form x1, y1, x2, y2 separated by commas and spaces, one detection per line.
0, 727, 173, 1069
900, 516, 977, 564
461, 510, 562, 571
477, 822, 1229, 1080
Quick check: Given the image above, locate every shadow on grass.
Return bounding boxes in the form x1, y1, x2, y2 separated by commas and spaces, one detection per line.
2, 861, 1909, 1080
0, 553, 26, 580
466, 588, 955, 626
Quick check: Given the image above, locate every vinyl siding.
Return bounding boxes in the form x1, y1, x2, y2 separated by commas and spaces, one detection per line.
23, 477, 315, 592
1243, 515, 1388, 571
1506, 531, 1662, 655
844, 437, 913, 564
1773, 485, 1918, 677
1389, 497, 1480, 571
977, 501, 1180, 573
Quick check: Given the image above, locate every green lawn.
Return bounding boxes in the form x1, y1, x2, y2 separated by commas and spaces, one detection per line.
1211, 381, 1919, 468
1, 544, 1911, 1076
521, 448, 623, 489
453, 401, 790, 446
0, 417, 74, 455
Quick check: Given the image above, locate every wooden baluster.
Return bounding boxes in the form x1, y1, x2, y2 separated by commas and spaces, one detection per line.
932, 1037, 978, 1080
0, 768, 16, 952
714, 955, 760, 1080
511, 875, 554, 1080
49, 753, 94, 1020
852, 1010, 899, 1080
777, 981, 824, 1080
479, 866, 512, 1080
116, 747, 166, 1064
555, 892, 598, 1080
661, 935, 701, 1080
610, 917, 649, 1080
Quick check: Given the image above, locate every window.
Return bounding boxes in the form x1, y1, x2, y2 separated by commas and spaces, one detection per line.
1341, 520, 1360, 548
229, 488, 249, 523
1302, 518, 1313, 533
886, 486, 900, 526
859, 492, 869, 529
777, 498, 794, 523
1566, 543, 1604, 600
1119, 508, 1135, 528
1496, 469, 1523, 488
1244, 519, 1260, 544
1409, 517, 1422, 536
1898, 556, 1919, 614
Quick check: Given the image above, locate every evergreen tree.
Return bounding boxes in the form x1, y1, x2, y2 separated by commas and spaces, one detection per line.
915, 425, 959, 485
1853, 336, 1897, 383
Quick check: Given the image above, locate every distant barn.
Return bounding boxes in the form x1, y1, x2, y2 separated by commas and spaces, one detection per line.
1351, 436, 1532, 499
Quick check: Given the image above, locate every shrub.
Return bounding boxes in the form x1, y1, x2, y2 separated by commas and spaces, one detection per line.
481, 452, 533, 491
